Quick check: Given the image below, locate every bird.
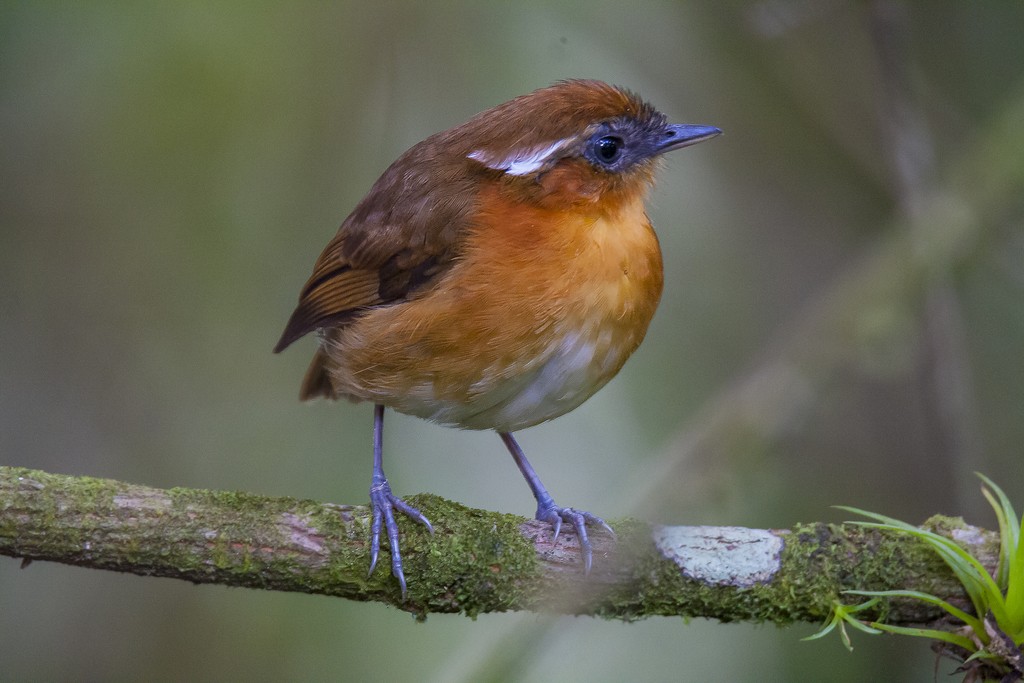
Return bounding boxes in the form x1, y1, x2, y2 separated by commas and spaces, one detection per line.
274, 79, 720, 597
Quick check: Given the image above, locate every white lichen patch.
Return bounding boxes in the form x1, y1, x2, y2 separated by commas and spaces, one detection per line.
652, 525, 784, 587
951, 525, 986, 546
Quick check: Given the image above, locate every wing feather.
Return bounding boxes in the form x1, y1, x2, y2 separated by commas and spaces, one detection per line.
274, 142, 481, 354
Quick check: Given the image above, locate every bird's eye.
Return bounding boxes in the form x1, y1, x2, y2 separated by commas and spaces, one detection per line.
594, 136, 623, 164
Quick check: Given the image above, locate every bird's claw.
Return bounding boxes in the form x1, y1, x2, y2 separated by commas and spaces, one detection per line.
368, 478, 433, 599
536, 504, 615, 574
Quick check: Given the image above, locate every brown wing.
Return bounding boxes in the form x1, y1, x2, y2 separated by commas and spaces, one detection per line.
273, 142, 481, 355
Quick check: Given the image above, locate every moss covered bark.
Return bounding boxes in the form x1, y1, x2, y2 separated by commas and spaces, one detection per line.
0, 465, 996, 624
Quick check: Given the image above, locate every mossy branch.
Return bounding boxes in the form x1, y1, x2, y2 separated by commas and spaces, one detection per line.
0, 465, 1000, 626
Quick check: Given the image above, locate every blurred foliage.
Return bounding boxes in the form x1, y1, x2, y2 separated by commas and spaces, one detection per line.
2, 2, 1023, 681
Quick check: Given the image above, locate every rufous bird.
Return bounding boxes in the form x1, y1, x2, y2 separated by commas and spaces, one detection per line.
275, 79, 720, 597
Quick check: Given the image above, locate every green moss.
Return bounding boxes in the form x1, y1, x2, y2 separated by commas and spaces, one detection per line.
779, 522, 957, 623
402, 494, 542, 617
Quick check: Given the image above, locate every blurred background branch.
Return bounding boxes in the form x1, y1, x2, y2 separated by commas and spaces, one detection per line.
630, 75, 1024, 522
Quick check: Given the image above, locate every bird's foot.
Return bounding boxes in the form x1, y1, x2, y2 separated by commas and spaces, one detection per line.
368, 477, 433, 599
536, 503, 615, 573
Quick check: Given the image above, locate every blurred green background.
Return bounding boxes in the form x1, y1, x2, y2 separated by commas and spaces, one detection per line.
3, 2, 1023, 681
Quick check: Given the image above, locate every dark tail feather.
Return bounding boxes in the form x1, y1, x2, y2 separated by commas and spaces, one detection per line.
299, 347, 336, 401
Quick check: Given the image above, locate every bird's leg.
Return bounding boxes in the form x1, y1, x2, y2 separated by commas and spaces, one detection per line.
368, 404, 433, 598
498, 432, 615, 573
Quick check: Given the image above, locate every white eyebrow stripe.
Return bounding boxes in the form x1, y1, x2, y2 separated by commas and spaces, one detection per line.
468, 139, 568, 176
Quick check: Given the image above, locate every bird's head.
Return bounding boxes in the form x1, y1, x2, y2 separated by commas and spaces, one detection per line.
435, 80, 720, 210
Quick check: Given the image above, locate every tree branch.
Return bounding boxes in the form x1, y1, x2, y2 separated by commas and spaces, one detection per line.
0, 465, 997, 625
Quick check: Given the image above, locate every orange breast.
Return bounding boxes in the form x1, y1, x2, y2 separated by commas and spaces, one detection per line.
320, 187, 664, 432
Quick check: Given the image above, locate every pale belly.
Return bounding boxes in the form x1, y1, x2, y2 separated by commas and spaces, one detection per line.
390, 324, 635, 431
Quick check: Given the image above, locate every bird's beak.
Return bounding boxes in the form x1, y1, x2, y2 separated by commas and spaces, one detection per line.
657, 124, 722, 153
